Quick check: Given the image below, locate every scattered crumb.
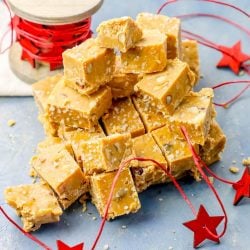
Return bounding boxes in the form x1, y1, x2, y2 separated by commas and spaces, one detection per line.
208, 176, 214, 184
239, 70, 245, 76
103, 244, 109, 250
168, 247, 174, 250
82, 202, 87, 213
242, 157, 250, 166
191, 193, 194, 197
92, 216, 97, 220
121, 225, 127, 229
7, 119, 16, 127
158, 197, 163, 201
232, 160, 236, 164
229, 166, 239, 174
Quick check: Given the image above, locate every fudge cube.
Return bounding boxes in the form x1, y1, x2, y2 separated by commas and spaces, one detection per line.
63, 38, 115, 94
152, 125, 199, 179
136, 13, 181, 59
200, 120, 226, 165
76, 134, 135, 175
135, 59, 195, 115
90, 168, 141, 219
182, 40, 200, 85
4, 183, 62, 232
47, 78, 112, 129
38, 113, 59, 137
169, 88, 214, 145
132, 133, 168, 192
32, 144, 88, 209
121, 29, 167, 74
102, 97, 145, 138
96, 16, 143, 52
132, 93, 168, 132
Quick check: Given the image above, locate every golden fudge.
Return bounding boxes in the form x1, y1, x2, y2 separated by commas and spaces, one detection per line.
96, 16, 143, 52
38, 113, 60, 137
136, 13, 181, 59
200, 120, 226, 165
132, 93, 168, 132
169, 88, 214, 145
135, 59, 195, 115
121, 29, 167, 74
102, 97, 145, 138
132, 133, 168, 192
90, 168, 141, 219
32, 144, 88, 209
76, 133, 135, 175
182, 39, 200, 85
47, 78, 112, 129
63, 38, 115, 94
4, 183, 62, 232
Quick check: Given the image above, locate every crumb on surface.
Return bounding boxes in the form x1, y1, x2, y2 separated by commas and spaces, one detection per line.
7, 119, 16, 127
229, 166, 239, 174
103, 244, 109, 250
208, 176, 214, 184
242, 157, 250, 166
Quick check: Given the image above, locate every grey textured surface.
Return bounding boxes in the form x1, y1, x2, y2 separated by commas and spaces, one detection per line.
0, 0, 250, 249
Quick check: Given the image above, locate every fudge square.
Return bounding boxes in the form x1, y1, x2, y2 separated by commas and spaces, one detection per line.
182, 39, 200, 85
102, 97, 145, 138
136, 12, 181, 59
96, 16, 143, 52
76, 133, 135, 175
135, 59, 195, 115
200, 120, 226, 165
63, 38, 115, 95
132, 133, 168, 192
47, 78, 112, 129
169, 88, 214, 145
4, 183, 62, 232
121, 29, 167, 74
90, 168, 141, 219
32, 144, 88, 209
152, 125, 199, 179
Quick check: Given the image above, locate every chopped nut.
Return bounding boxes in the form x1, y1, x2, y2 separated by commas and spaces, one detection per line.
7, 119, 16, 127
229, 166, 239, 174
242, 157, 250, 166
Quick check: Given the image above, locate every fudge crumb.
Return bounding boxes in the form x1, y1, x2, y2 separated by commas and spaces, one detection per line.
121, 225, 127, 229
168, 247, 174, 250
208, 176, 214, 184
232, 160, 236, 164
92, 216, 97, 220
242, 157, 250, 166
82, 202, 87, 213
159, 197, 163, 201
103, 244, 109, 250
239, 70, 245, 76
7, 119, 16, 127
229, 166, 239, 174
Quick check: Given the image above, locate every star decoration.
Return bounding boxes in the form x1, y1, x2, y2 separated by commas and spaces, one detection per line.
217, 41, 250, 74
183, 205, 224, 248
232, 166, 250, 205
57, 240, 84, 250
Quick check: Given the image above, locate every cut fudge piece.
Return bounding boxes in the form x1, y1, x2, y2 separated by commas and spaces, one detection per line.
135, 59, 195, 115
132, 133, 168, 192
102, 97, 145, 138
4, 183, 62, 232
96, 16, 143, 52
63, 38, 115, 94
47, 78, 112, 129
32, 144, 88, 209
132, 93, 168, 132
76, 134, 135, 175
182, 39, 200, 85
200, 120, 226, 165
152, 125, 199, 179
107, 56, 140, 99
136, 13, 181, 59
38, 113, 59, 137
121, 29, 167, 74
90, 168, 141, 219
169, 88, 214, 145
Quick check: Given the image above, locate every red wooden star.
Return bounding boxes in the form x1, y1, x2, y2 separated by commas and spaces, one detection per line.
57, 240, 84, 250
217, 41, 250, 74
232, 166, 250, 205
183, 205, 224, 248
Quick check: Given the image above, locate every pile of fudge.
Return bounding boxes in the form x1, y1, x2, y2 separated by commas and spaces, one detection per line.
4, 13, 226, 232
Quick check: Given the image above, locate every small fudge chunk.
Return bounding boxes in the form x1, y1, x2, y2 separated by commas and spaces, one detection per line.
102, 97, 145, 138
121, 29, 167, 74
200, 120, 226, 165
90, 168, 141, 219
4, 183, 62, 232
152, 125, 199, 179
136, 13, 181, 59
135, 59, 195, 115
132, 93, 168, 132
47, 78, 112, 129
76, 134, 135, 175
107, 57, 140, 99
32, 144, 88, 209
169, 88, 214, 145
182, 40, 200, 85
132, 133, 168, 192
63, 38, 115, 94
96, 16, 143, 52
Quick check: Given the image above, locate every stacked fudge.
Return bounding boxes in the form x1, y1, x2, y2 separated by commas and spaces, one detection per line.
4, 13, 226, 232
